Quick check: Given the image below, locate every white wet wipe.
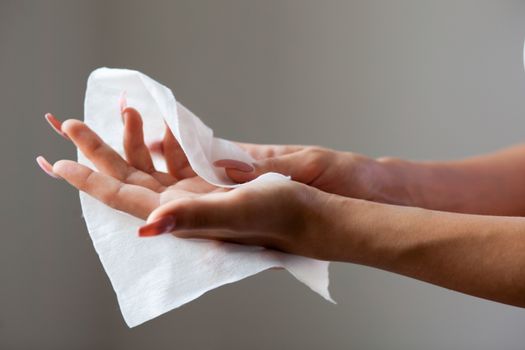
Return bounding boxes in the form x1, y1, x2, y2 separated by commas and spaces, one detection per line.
79, 68, 333, 327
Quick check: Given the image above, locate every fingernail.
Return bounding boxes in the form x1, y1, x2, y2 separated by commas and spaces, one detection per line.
45, 113, 70, 140
213, 159, 254, 172
138, 216, 176, 237
119, 91, 128, 123
119, 91, 128, 114
36, 156, 61, 179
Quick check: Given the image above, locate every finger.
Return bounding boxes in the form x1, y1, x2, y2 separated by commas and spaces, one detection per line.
53, 159, 159, 219
162, 124, 196, 179
36, 156, 61, 179
61, 119, 165, 191
139, 184, 296, 252
61, 119, 130, 177
148, 140, 303, 160
139, 192, 284, 250
122, 108, 178, 186
45, 113, 70, 140
213, 159, 254, 172
236, 143, 304, 158
213, 159, 257, 183
122, 107, 156, 173
215, 151, 301, 184
218, 148, 328, 185
141, 191, 245, 234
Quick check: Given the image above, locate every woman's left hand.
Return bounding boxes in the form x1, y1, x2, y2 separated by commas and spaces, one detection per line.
37, 107, 342, 260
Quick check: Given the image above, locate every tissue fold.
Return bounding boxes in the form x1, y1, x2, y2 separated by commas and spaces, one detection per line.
79, 67, 332, 327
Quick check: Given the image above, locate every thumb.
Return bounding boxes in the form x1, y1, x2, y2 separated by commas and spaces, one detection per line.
138, 192, 244, 237
214, 152, 308, 184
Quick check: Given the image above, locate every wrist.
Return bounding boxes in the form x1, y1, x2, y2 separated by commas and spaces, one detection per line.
328, 194, 431, 266
371, 156, 424, 207
316, 191, 397, 263
376, 157, 474, 212
322, 194, 398, 264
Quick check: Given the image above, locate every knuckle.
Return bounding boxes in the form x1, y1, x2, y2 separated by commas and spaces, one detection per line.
105, 184, 124, 209
79, 168, 96, 190
303, 147, 330, 173
376, 156, 402, 164
89, 137, 105, 154
103, 195, 117, 209
306, 147, 330, 163
305, 145, 325, 153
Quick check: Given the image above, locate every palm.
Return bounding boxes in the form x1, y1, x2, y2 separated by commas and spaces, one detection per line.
158, 176, 226, 206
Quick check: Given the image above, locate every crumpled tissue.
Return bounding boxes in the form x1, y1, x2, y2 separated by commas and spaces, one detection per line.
79, 67, 333, 327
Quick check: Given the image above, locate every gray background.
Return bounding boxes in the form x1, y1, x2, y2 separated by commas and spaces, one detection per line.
2, 0, 525, 349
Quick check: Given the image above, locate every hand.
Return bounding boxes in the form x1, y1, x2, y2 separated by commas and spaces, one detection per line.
222, 144, 407, 204
150, 131, 412, 206
37, 108, 342, 260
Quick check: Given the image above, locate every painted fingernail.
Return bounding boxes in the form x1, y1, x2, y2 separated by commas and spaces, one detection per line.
213, 159, 254, 172
119, 91, 128, 123
36, 156, 61, 179
119, 91, 128, 114
45, 113, 70, 140
138, 216, 176, 237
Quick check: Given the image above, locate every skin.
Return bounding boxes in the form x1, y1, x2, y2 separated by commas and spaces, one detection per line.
39, 107, 525, 308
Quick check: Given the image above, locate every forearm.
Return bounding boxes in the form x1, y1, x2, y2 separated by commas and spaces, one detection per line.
330, 196, 525, 307
377, 144, 525, 215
